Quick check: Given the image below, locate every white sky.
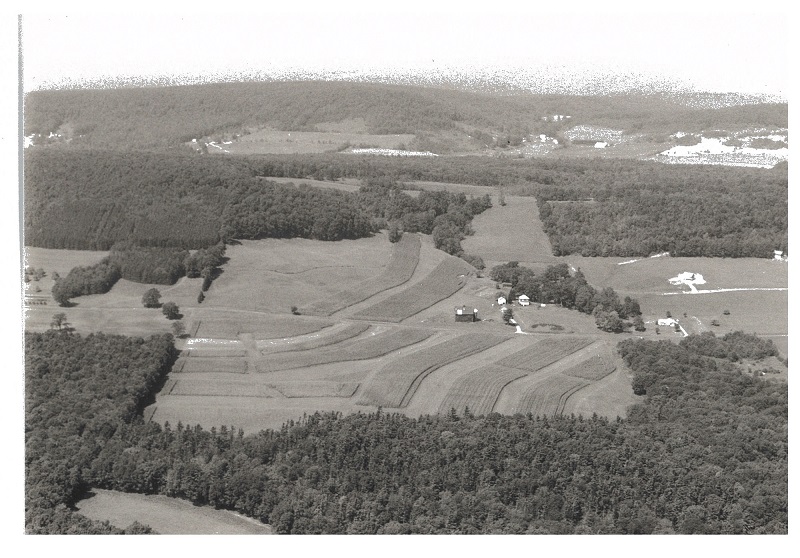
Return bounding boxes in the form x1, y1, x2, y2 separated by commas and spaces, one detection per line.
18, 3, 790, 96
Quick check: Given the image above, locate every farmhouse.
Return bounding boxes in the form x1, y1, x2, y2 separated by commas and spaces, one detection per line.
657, 318, 678, 327
454, 306, 479, 322
497, 296, 507, 305
518, 294, 530, 306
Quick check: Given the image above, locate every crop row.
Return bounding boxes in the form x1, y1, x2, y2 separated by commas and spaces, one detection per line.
437, 365, 527, 417
272, 382, 359, 398
266, 323, 370, 354
302, 233, 421, 316
358, 332, 509, 408
257, 327, 432, 372
178, 358, 248, 374
350, 256, 473, 322
514, 375, 590, 417
497, 337, 592, 372
170, 379, 274, 397
561, 354, 617, 381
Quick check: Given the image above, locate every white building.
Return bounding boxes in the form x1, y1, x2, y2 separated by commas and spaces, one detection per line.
518, 295, 530, 306
657, 318, 678, 327
497, 296, 507, 305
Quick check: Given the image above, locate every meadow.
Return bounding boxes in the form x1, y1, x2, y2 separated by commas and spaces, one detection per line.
74, 489, 272, 534
216, 127, 415, 155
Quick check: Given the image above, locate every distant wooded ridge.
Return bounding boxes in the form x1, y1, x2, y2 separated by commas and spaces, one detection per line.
24, 150, 786, 258
23, 81, 787, 151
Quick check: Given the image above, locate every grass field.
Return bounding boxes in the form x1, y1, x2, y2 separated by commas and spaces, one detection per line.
273, 382, 359, 398
192, 309, 333, 340
267, 322, 371, 353
358, 332, 510, 408
170, 378, 274, 397
302, 233, 421, 316
350, 256, 473, 322
561, 354, 617, 381
258, 328, 432, 372
460, 195, 556, 265
75, 489, 272, 534
513, 375, 592, 417
497, 337, 593, 372
177, 358, 248, 375
204, 236, 393, 314
437, 365, 526, 416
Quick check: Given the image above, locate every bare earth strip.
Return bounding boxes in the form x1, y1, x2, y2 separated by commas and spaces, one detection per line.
75, 488, 272, 534
302, 233, 421, 316
350, 256, 473, 322
358, 332, 510, 408
257, 328, 432, 372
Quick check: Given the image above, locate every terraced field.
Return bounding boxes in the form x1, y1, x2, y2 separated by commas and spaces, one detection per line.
257, 328, 432, 372
273, 382, 359, 398
497, 337, 594, 372
358, 332, 509, 408
513, 375, 592, 417
351, 256, 473, 322
437, 365, 526, 416
302, 233, 421, 316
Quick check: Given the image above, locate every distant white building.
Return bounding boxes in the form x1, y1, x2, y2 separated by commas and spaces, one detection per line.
774, 250, 785, 261
594, 142, 608, 149
657, 318, 678, 327
518, 295, 530, 306
497, 296, 507, 305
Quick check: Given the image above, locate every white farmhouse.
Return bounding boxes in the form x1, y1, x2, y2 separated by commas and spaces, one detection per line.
518, 294, 531, 307
497, 296, 507, 305
657, 318, 678, 327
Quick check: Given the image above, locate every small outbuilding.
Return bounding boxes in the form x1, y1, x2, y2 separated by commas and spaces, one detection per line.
774, 250, 785, 261
518, 295, 531, 307
497, 296, 507, 305
454, 306, 479, 322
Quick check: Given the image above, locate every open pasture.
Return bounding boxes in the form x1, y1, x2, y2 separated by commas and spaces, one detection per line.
302, 233, 421, 316
350, 256, 473, 322
218, 128, 415, 155
566, 255, 788, 294
437, 365, 526, 417
257, 327, 432, 372
192, 309, 333, 340
358, 332, 509, 408
561, 354, 617, 381
265, 322, 371, 353
24, 305, 175, 337
177, 357, 248, 375
170, 379, 274, 397
566, 366, 643, 419
23, 246, 108, 277
75, 489, 271, 534
460, 195, 556, 265
513, 375, 592, 417
204, 236, 392, 313
497, 337, 593, 372
273, 382, 359, 398
639, 289, 788, 338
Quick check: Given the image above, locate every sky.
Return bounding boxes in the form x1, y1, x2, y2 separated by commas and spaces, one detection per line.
18, 4, 790, 97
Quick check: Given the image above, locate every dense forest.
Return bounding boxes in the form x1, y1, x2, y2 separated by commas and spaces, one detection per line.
24, 81, 787, 151
25, 331, 177, 533
25, 330, 786, 534
25, 149, 787, 258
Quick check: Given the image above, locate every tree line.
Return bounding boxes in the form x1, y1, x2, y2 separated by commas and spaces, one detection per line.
25, 329, 786, 534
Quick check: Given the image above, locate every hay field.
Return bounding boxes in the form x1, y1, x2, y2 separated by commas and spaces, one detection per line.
192, 309, 333, 340
460, 195, 556, 265
497, 337, 593, 372
75, 489, 271, 534
350, 256, 473, 322
24, 306, 175, 337
437, 365, 526, 416
358, 332, 509, 408
203, 236, 393, 313
302, 233, 421, 316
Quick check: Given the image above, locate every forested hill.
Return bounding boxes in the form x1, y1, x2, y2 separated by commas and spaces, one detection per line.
23, 81, 787, 150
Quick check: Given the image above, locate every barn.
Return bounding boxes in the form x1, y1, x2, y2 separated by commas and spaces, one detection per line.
454, 306, 479, 322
